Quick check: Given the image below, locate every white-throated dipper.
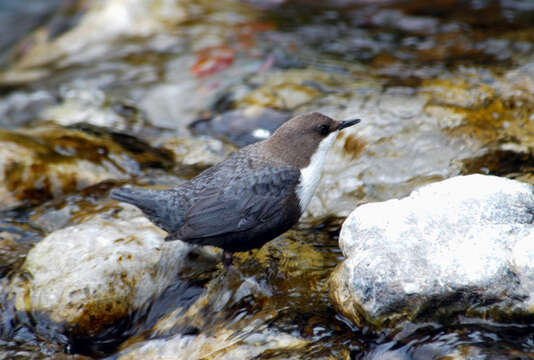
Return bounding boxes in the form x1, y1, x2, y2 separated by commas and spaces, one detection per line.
111, 112, 360, 266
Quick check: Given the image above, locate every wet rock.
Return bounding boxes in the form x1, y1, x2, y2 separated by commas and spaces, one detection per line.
364, 341, 492, 360
300, 87, 482, 219
421, 64, 534, 172
8, 204, 218, 336
179, 67, 361, 143
362, 323, 534, 360
0, 0, 64, 65
139, 76, 205, 132
297, 59, 534, 219
117, 328, 307, 360
0, 341, 92, 360
189, 107, 291, 146
0, 90, 57, 128
139, 57, 262, 132
27, 181, 119, 234
462, 150, 534, 185
113, 227, 344, 359
0, 125, 173, 210
238, 69, 332, 110
0, 0, 189, 84
43, 83, 147, 131
115, 252, 311, 360
118, 329, 307, 360
502, 62, 534, 100
369, 9, 440, 35
19, 135, 229, 235
265, 1, 534, 71
140, 64, 348, 135
421, 74, 496, 109
25, 134, 229, 234
329, 174, 534, 330
159, 136, 236, 176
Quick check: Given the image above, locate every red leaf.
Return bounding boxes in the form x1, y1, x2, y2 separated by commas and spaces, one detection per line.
191, 46, 236, 77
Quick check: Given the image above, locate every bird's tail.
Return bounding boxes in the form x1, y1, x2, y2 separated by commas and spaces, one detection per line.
110, 187, 162, 209
110, 187, 183, 234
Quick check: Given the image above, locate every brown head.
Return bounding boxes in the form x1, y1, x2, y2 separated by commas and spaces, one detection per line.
263, 112, 360, 168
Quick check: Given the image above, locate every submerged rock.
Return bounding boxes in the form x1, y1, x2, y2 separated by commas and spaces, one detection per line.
0, 125, 172, 210
189, 107, 291, 147
8, 204, 218, 336
117, 328, 307, 360
43, 83, 148, 132
159, 136, 236, 176
302, 59, 534, 219
112, 229, 343, 359
329, 174, 534, 330
138, 58, 263, 133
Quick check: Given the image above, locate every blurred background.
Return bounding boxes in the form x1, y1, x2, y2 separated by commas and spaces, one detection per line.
0, 0, 533, 359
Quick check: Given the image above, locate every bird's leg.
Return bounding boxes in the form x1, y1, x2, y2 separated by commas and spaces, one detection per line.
222, 250, 234, 268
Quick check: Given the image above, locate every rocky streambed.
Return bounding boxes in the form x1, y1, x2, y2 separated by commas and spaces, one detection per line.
1, 0, 534, 359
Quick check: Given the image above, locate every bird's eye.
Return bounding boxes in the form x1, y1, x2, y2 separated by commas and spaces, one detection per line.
318, 124, 330, 136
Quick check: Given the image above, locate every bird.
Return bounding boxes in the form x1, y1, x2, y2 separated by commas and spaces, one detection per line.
110, 112, 360, 267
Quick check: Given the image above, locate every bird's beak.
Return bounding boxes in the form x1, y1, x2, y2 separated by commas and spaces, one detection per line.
338, 118, 361, 130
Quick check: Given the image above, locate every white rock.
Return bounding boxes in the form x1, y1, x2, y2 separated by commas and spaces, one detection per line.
330, 174, 534, 329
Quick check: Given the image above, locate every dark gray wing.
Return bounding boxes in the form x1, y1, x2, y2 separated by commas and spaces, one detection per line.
177, 164, 300, 239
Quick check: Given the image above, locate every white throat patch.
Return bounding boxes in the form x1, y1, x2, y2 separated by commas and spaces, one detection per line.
296, 131, 337, 212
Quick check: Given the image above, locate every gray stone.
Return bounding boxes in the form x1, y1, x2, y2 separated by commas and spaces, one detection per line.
43, 83, 146, 131
330, 174, 534, 329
